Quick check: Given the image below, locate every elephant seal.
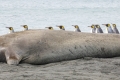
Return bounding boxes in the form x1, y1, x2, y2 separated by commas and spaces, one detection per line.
0, 30, 120, 65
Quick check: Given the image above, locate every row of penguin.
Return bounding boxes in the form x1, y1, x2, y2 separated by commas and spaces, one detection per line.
6, 23, 119, 34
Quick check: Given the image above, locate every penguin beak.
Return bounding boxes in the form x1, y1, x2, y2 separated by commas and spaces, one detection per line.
72, 25, 76, 28
45, 27, 52, 28
6, 27, 10, 28
56, 25, 60, 27
20, 25, 24, 27
102, 24, 106, 26
88, 26, 91, 27
45, 27, 49, 28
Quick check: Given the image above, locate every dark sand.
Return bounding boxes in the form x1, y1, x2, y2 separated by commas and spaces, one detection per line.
0, 58, 120, 80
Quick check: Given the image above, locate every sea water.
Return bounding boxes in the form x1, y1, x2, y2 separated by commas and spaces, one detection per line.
0, 0, 120, 35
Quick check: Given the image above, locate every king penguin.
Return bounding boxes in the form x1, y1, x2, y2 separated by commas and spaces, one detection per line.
72, 25, 81, 32
95, 24, 103, 33
45, 27, 54, 30
111, 24, 119, 34
21, 25, 28, 31
6, 27, 14, 33
102, 24, 114, 33
88, 25, 96, 33
56, 25, 65, 30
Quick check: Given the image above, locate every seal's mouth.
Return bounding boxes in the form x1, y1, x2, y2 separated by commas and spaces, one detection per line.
0, 47, 7, 63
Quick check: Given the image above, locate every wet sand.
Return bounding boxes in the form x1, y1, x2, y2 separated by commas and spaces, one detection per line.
0, 58, 120, 80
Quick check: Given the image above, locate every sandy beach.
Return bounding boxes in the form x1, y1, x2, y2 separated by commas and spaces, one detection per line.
0, 57, 120, 80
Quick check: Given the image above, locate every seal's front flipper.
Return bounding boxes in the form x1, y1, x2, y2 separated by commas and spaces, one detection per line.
7, 58, 19, 65
5, 51, 21, 65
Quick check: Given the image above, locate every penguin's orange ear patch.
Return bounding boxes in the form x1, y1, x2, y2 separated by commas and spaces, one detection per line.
112, 24, 116, 27
91, 25, 94, 28
10, 27, 13, 30
108, 24, 110, 27
23, 25, 28, 28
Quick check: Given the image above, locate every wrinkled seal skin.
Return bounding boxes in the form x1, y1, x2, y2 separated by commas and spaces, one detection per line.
0, 30, 120, 65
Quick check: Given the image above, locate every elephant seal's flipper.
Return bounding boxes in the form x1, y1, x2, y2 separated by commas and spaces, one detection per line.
5, 47, 22, 65
6, 58, 20, 65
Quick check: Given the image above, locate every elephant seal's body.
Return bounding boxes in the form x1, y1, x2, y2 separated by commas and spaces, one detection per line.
0, 30, 120, 65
